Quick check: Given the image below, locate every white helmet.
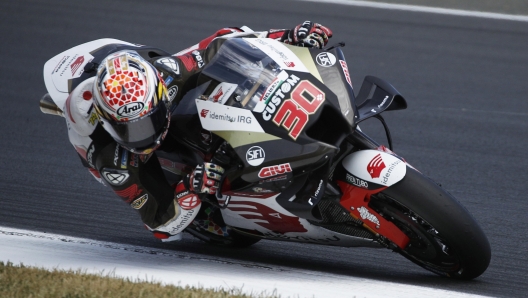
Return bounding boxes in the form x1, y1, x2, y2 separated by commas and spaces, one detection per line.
93, 50, 170, 154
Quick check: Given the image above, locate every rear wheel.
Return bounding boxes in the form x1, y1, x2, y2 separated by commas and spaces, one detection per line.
370, 168, 490, 279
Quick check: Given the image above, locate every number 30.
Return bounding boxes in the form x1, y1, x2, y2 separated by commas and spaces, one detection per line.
273, 80, 325, 140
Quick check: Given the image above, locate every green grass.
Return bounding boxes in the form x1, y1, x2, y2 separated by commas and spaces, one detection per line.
0, 261, 278, 298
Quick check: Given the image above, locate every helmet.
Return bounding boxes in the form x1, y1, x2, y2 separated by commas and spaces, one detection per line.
93, 50, 171, 154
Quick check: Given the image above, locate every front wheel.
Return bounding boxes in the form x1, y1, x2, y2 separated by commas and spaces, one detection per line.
369, 168, 491, 279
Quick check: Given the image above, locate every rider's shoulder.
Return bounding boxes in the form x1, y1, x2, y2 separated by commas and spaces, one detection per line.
64, 77, 98, 137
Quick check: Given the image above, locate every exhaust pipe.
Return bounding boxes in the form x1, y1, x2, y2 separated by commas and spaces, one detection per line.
40, 93, 64, 117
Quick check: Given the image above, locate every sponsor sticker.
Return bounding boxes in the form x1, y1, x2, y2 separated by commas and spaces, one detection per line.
129, 153, 139, 167
246, 146, 265, 166
70, 56, 85, 75
252, 187, 274, 193
207, 82, 237, 105
196, 100, 265, 133
191, 50, 205, 68
164, 75, 174, 85
261, 74, 300, 121
120, 149, 128, 169
245, 38, 308, 73
380, 160, 403, 185
178, 194, 200, 210
258, 174, 287, 183
52, 56, 69, 74
168, 85, 178, 101
86, 143, 95, 168
88, 112, 98, 126
342, 150, 406, 187
258, 163, 292, 178
345, 173, 368, 189
51, 53, 94, 92
367, 154, 385, 179
339, 60, 353, 88
131, 194, 148, 209
116, 102, 145, 117
316, 52, 336, 67
357, 206, 380, 227
269, 79, 326, 140
113, 144, 120, 166
253, 70, 289, 113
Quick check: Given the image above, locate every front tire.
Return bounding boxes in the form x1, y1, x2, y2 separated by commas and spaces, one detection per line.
370, 168, 491, 279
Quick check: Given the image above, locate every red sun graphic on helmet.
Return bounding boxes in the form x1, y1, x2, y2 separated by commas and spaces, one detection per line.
92, 50, 171, 153
94, 50, 167, 122
103, 58, 146, 108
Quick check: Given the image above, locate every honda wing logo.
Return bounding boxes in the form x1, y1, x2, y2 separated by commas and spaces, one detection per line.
200, 109, 209, 118
367, 154, 386, 179
212, 87, 223, 102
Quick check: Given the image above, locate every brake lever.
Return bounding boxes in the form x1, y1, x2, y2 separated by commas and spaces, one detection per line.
215, 171, 230, 209
214, 164, 240, 209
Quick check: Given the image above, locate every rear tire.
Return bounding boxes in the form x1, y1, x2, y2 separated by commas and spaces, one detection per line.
370, 168, 491, 279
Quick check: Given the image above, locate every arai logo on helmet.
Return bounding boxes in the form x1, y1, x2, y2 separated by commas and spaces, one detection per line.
117, 102, 145, 118
246, 146, 265, 166
316, 52, 336, 67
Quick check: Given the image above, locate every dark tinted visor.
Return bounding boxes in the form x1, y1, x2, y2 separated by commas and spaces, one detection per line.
101, 103, 169, 150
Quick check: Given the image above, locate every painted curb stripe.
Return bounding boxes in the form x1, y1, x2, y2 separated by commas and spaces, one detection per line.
295, 0, 528, 22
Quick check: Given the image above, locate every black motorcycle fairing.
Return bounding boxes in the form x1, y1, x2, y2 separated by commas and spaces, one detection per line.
196, 38, 353, 147
166, 38, 354, 219
233, 139, 336, 183
167, 81, 226, 155
310, 47, 357, 126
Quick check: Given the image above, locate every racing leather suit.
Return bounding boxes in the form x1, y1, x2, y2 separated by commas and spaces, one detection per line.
64, 26, 295, 241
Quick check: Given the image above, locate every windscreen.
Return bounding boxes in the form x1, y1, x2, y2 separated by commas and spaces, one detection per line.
198, 38, 286, 111
198, 38, 355, 126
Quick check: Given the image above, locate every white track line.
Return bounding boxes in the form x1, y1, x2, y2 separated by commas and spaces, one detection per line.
0, 227, 491, 298
296, 0, 528, 22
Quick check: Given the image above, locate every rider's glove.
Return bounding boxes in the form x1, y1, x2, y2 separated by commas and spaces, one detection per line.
283, 21, 333, 49
188, 162, 225, 194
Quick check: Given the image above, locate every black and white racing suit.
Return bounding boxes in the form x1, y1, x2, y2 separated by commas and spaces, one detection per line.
63, 26, 291, 241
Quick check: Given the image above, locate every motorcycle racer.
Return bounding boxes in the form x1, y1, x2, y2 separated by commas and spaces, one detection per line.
63, 21, 333, 242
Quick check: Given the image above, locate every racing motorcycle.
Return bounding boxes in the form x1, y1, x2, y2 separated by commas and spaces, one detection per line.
40, 36, 491, 280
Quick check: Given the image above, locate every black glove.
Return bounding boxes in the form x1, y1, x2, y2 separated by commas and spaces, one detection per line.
188, 162, 225, 194
283, 21, 333, 49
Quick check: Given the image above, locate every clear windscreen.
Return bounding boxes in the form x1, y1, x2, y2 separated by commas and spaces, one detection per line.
198, 38, 295, 111
198, 38, 355, 125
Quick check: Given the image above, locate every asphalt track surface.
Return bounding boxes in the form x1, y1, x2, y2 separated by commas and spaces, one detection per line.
1, 0, 527, 297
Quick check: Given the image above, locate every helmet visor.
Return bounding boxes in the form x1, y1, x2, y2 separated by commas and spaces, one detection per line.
100, 103, 169, 151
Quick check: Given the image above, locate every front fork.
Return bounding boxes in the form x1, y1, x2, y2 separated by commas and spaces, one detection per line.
335, 130, 411, 249
337, 181, 409, 249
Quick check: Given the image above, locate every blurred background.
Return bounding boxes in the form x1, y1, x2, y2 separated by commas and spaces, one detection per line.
0, 0, 527, 296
